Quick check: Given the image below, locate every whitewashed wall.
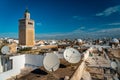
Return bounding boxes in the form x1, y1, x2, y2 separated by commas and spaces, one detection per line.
0, 55, 25, 80
0, 53, 64, 80
25, 54, 44, 68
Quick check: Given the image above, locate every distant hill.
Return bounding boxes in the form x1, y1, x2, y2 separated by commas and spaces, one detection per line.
36, 28, 120, 39
0, 28, 120, 40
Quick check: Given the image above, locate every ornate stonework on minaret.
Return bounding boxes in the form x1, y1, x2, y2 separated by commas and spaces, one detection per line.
19, 9, 35, 46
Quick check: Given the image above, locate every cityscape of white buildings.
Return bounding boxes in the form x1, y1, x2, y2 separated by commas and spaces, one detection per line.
0, 37, 120, 80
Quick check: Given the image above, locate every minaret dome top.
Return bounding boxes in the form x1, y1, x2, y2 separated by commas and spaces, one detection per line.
24, 8, 30, 19
25, 8, 30, 13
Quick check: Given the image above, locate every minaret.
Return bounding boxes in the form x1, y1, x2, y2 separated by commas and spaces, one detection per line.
24, 9, 30, 19
19, 9, 35, 47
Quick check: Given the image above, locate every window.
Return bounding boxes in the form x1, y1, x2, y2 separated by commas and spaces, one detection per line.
20, 22, 25, 25
1, 57, 13, 72
28, 22, 33, 25
7, 59, 12, 71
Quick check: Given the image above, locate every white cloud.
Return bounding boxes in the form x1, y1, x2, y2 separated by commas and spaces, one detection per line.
36, 28, 87, 39
73, 16, 79, 19
88, 28, 97, 31
1, 28, 120, 39
96, 5, 120, 16
80, 26, 85, 29
36, 28, 120, 39
72, 16, 83, 20
72, 27, 86, 33
74, 26, 85, 31
97, 28, 120, 32
0, 33, 18, 38
108, 22, 120, 26
36, 22, 42, 26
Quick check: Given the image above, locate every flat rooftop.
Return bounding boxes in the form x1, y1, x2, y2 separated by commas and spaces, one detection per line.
16, 59, 79, 80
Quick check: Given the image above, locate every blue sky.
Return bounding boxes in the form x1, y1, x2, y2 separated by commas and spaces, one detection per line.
0, 0, 120, 39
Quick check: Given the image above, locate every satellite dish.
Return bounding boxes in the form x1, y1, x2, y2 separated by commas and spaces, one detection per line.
64, 48, 81, 63
77, 39, 82, 43
98, 47, 102, 52
111, 61, 117, 70
43, 53, 60, 72
1, 46, 10, 55
111, 38, 119, 43
52, 40, 56, 44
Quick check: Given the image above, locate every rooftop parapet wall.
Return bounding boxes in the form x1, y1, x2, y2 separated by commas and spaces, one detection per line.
0, 55, 25, 80
70, 61, 86, 80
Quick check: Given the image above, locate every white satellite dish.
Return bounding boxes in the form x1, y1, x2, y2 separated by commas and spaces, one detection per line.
111, 61, 117, 70
77, 39, 82, 43
52, 40, 56, 44
43, 53, 60, 72
64, 48, 81, 63
112, 38, 119, 43
1, 46, 10, 55
98, 47, 102, 52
